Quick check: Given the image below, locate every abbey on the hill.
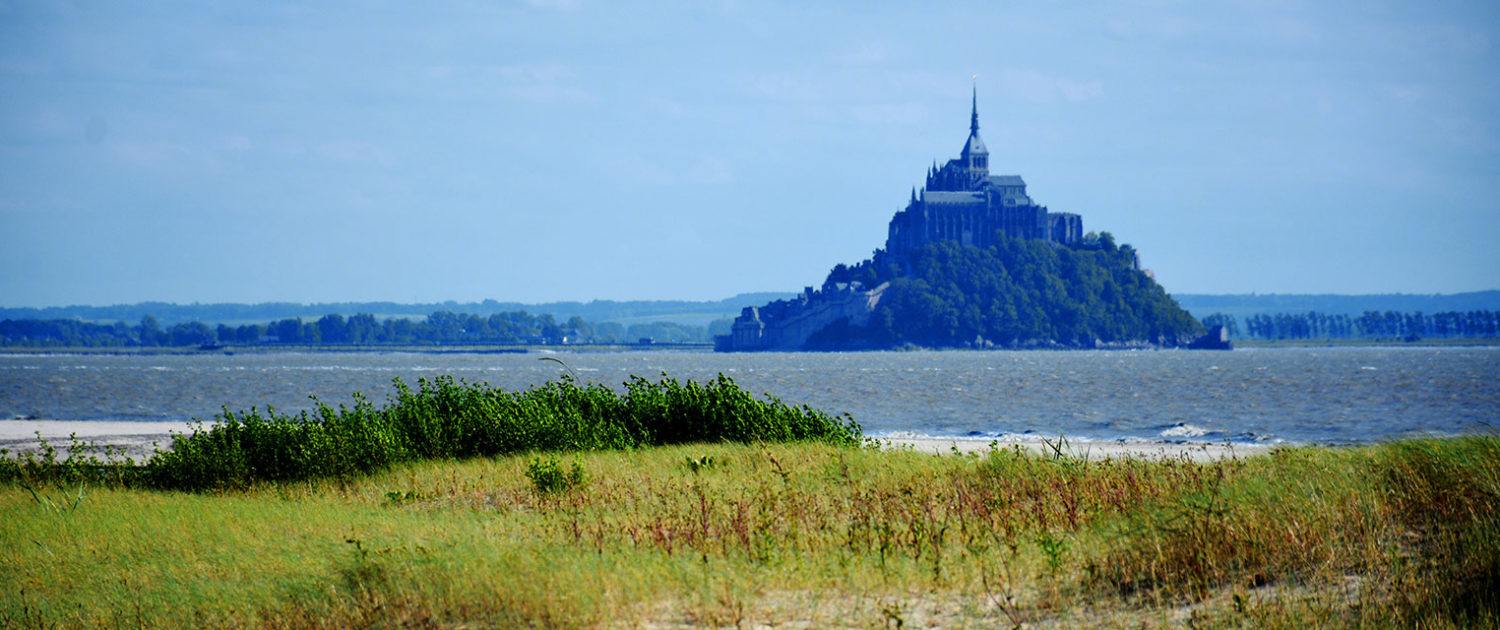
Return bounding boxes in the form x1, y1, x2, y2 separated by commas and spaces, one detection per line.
886, 87, 1082, 260
720, 88, 1085, 352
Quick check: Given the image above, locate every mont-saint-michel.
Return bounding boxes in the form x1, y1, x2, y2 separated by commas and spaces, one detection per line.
719, 89, 1205, 352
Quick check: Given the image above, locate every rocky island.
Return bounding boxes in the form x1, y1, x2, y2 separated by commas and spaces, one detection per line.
719, 87, 1206, 351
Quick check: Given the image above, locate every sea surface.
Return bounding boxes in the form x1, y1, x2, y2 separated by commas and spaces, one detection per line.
1, 347, 1497, 445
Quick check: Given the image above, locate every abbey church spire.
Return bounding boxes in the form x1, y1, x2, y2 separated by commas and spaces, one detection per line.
970, 81, 980, 136
961, 79, 988, 181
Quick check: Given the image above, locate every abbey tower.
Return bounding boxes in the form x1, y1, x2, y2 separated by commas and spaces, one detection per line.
885, 86, 1082, 261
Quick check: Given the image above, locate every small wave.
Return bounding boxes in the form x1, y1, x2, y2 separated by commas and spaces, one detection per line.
1159, 423, 1208, 438
878, 430, 933, 439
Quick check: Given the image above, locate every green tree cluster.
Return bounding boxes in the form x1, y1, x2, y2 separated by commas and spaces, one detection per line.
808, 233, 1203, 349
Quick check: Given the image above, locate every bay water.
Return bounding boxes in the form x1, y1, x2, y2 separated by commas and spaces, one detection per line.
2, 347, 1496, 445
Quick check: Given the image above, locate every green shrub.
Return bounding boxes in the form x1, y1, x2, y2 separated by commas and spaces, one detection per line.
2, 373, 861, 492
525, 456, 586, 494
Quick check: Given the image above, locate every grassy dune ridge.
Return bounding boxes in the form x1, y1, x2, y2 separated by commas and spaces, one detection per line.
1, 376, 1497, 627
2, 439, 1496, 627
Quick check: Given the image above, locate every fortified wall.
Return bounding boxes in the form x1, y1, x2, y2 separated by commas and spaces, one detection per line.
719, 282, 887, 351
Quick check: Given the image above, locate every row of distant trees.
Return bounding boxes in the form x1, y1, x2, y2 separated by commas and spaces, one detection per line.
10, 307, 1497, 348
1200, 310, 1500, 341
0, 311, 729, 348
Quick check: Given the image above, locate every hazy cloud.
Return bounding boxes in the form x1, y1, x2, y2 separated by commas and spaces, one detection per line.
594, 153, 733, 187
507, 83, 592, 105
687, 156, 733, 184
851, 103, 928, 125
0, 57, 51, 76
314, 141, 395, 168
494, 63, 592, 105
524, 0, 580, 11
495, 64, 574, 83
1001, 68, 1103, 104
751, 74, 830, 103
838, 43, 890, 66
1270, 18, 1321, 46
1386, 84, 1427, 103
110, 140, 217, 171
597, 153, 677, 187
84, 116, 107, 144
1106, 15, 1195, 40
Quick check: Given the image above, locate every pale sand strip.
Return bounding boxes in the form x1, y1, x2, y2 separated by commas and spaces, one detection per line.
881, 436, 1275, 462
3, 420, 1277, 463
0, 420, 199, 461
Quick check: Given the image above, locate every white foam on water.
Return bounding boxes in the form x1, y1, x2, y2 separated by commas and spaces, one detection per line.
1160, 423, 1208, 438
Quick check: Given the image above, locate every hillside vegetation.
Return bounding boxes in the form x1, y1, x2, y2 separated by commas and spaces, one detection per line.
814, 233, 1203, 349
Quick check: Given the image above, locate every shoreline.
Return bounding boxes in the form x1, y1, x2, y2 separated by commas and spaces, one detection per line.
2, 419, 1278, 462
880, 435, 1276, 462
3, 337, 1497, 357
0, 420, 200, 461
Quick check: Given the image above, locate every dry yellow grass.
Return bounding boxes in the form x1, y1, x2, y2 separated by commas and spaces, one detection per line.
3, 437, 1496, 628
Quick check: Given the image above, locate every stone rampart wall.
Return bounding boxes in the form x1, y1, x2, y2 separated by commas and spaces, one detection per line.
760, 283, 887, 350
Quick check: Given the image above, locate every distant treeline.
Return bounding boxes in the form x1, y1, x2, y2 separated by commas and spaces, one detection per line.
1176, 291, 1500, 322
0, 311, 731, 348
12, 307, 1498, 348
0, 293, 792, 329
1200, 310, 1500, 341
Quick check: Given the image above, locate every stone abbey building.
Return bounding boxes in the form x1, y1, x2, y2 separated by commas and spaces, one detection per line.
886, 89, 1082, 258
720, 89, 1084, 351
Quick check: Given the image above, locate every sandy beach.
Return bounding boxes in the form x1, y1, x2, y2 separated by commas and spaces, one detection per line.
880, 435, 1275, 462
2, 419, 1276, 462
0, 420, 200, 461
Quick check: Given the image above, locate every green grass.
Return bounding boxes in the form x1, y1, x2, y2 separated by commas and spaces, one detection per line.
3, 436, 1497, 628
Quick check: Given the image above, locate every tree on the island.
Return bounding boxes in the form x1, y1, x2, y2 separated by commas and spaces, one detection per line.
168, 321, 217, 346
270, 318, 303, 343
317, 314, 349, 344
137, 315, 166, 346
346, 313, 380, 344
565, 315, 591, 342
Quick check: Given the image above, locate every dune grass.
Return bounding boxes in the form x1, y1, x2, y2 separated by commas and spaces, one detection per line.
3, 434, 1497, 628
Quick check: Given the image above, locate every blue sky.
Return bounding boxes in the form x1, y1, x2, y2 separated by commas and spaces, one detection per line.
2, 1, 1497, 306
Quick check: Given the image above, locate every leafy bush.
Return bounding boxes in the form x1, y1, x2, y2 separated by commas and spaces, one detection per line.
8, 374, 860, 492
525, 456, 586, 494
